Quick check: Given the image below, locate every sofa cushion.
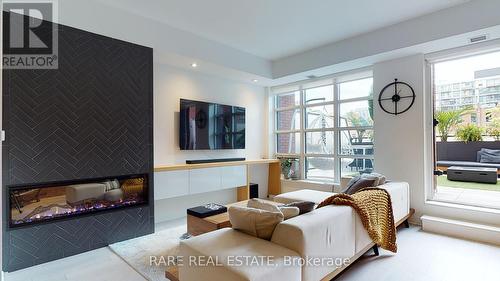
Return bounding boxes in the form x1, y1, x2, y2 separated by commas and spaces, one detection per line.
228, 206, 284, 240
274, 189, 334, 204
179, 228, 301, 281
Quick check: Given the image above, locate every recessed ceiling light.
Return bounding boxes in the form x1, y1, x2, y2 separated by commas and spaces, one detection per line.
252, 79, 259, 83
191, 62, 198, 68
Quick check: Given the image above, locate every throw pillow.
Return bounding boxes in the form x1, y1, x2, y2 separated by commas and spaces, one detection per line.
247, 198, 281, 213
480, 148, 500, 163
480, 153, 500, 164
112, 179, 120, 189
481, 148, 500, 156
102, 181, 113, 192
278, 206, 300, 220
342, 174, 379, 195
228, 206, 284, 240
370, 172, 387, 185
247, 198, 299, 220
284, 201, 316, 215
102, 179, 121, 191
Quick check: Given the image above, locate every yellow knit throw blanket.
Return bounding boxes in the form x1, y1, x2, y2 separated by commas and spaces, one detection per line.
317, 187, 397, 253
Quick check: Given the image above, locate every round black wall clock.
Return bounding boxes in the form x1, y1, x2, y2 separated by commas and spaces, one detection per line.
378, 79, 416, 115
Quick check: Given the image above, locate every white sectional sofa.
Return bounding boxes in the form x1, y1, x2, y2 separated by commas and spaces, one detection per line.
179, 181, 410, 281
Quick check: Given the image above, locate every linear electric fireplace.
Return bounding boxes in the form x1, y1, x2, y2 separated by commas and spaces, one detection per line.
9, 175, 148, 228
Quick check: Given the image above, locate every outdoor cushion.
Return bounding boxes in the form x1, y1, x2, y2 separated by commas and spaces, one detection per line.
480, 154, 500, 164
481, 148, 500, 155
479, 148, 500, 163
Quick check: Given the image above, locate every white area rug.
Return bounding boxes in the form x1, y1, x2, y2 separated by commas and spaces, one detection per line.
109, 224, 187, 281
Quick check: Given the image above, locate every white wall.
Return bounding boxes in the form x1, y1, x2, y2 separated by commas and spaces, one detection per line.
154, 63, 267, 164
153, 63, 269, 222
373, 54, 500, 228
373, 54, 426, 222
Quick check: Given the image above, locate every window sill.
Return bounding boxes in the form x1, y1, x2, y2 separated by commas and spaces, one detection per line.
280, 178, 341, 193
281, 178, 338, 185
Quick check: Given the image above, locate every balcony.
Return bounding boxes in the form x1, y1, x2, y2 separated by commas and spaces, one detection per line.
435, 141, 500, 209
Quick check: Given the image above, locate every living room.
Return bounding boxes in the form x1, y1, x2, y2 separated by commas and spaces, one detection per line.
2, 0, 500, 281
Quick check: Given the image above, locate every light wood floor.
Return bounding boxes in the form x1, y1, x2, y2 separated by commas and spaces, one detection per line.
3, 247, 146, 281
4, 224, 500, 281
335, 226, 500, 281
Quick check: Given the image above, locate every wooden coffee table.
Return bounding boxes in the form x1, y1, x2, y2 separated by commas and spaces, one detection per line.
186, 200, 281, 236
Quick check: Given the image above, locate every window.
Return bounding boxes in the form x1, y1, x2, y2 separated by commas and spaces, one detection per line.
272, 74, 374, 183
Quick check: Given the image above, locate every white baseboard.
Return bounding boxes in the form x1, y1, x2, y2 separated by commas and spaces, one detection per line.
421, 215, 500, 246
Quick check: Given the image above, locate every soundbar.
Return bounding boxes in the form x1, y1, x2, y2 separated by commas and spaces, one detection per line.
186, 158, 246, 164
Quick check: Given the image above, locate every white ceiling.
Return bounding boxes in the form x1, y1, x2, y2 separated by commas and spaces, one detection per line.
96, 0, 470, 60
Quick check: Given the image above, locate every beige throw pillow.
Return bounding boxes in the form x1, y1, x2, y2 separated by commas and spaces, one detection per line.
247, 198, 281, 213
278, 206, 300, 220
247, 198, 299, 220
228, 206, 284, 240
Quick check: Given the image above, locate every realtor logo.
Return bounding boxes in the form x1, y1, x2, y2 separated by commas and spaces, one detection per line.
2, 1, 58, 69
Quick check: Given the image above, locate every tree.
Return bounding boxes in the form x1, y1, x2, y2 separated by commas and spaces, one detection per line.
435, 109, 466, 142
456, 124, 483, 143
486, 107, 500, 140
345, 111, 371, 143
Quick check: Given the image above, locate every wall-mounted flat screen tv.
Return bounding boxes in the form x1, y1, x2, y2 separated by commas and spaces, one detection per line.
179, 99, 245, 150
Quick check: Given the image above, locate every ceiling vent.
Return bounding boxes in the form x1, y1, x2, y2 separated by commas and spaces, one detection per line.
306, 75, 318, 79
469, 35, 488, 44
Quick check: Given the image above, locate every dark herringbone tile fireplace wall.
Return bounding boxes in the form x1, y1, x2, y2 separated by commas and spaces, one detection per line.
2, 12, 154, 271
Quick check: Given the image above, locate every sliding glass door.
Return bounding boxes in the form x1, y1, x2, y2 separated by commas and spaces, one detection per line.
430, 50, 500, 209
